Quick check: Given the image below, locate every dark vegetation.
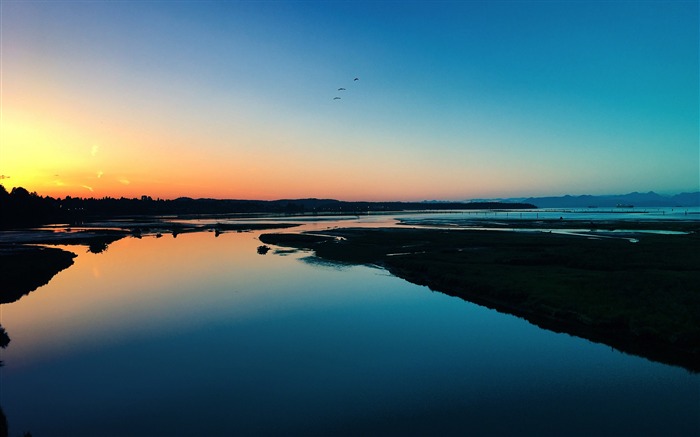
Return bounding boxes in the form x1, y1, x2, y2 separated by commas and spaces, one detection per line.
0, 184, 534, 229
0, 407, 6, 437
0, 323, 9, 367
0, 223, 302, 304
0, 246, 77, 304
260, 224, 700, 372
0, 325, 8, 349
0, 324, 9, 368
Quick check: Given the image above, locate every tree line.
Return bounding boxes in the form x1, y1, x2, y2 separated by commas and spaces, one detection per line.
0, 185, 535, 229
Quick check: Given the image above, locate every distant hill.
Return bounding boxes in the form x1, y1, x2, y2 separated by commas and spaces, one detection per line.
0, 184, 536, 229
516, 191, 700, 208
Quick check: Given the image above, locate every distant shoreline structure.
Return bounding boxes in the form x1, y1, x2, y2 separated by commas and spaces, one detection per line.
2, 184, 699, 229
469, 191, 700, 208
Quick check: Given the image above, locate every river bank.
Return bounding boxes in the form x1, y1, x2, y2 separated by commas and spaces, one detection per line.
0, 221, 301, 303
2, 217, 698, 371
260, 222, 700, 372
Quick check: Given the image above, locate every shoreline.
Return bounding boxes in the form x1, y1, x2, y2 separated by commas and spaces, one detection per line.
260, 222, 700, 372
2, 216, 698, 372
0, 221, 302, 302
0, 246, 77, 305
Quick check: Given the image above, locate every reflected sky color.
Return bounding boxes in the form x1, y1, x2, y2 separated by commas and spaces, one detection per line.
1, 227, 699, 436
3, 232, 324, 363
1, 1, 698, 200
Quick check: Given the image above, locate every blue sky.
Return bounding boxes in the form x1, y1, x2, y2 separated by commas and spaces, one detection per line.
2, 0, 698, 200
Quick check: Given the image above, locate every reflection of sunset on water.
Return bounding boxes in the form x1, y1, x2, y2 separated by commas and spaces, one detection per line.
1, 223, 698, 436
2, 231, 308, 365
2, 1, 699, 434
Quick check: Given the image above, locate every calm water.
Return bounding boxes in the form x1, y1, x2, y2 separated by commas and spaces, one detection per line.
1, 213, 699, 436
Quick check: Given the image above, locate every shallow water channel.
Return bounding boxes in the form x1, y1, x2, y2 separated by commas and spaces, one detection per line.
1, 212, 699, 436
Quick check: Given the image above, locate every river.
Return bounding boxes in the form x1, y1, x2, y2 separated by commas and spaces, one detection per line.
1, 211, 698, 436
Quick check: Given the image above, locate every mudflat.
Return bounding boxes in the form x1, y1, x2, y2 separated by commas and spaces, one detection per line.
260, 221, 700, 372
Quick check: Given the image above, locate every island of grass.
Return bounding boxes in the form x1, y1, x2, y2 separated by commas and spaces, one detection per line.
260, 223, 700, 372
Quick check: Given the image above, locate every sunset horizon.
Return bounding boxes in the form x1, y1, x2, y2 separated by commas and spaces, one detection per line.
2, 179, 699, 204
2, 1, 697, 202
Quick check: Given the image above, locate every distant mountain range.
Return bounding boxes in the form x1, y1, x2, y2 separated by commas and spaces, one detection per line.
471, 191, 700, 208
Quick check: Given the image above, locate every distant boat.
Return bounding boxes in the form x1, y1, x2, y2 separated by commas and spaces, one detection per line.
616, 204, 634, 208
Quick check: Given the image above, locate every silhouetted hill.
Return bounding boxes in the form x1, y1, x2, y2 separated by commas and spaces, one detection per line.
672, 192, 700, 206
521, 191, 700, 208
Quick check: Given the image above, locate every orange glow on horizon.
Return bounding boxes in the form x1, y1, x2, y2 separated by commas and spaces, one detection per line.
1, 108, 491, 201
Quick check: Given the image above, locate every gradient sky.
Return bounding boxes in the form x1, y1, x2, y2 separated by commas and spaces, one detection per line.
1, 1, 698, 201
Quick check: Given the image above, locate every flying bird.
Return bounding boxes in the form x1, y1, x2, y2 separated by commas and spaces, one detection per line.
338, 88, 346, 91
333, 97, 341, 100
354, 77, 359, 81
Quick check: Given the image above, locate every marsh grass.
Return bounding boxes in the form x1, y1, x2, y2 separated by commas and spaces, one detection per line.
260, 226, 700, 371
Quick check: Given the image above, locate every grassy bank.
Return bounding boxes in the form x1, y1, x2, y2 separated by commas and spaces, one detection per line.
260, 225, 700, 372
0, 246, 77, 304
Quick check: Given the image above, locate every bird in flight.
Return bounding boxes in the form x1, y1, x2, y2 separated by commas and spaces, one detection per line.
332, 77, 359, 101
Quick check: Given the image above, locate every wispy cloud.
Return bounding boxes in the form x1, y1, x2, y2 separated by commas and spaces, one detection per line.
97, 170, 104, 178
82, 185, 94, 192
119, 178, 130, 185
91, 145, 99, 157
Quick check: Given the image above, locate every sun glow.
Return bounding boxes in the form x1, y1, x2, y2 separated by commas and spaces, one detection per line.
1, 1, 696, 201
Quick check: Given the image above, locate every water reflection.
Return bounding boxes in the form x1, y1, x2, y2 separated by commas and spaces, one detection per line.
0, 214, 698, 436
0, 324, 9, 367
0, 407, 7, 437
0, 326, 8, 348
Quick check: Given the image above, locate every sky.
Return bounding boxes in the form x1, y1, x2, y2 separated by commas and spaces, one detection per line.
1, 0, 698, 201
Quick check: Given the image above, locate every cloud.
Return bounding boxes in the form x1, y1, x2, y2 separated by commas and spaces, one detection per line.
91, 145, 99, 157
97, 170, 104, 179
119, 178, 130, 185
81, 185, 94, 192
